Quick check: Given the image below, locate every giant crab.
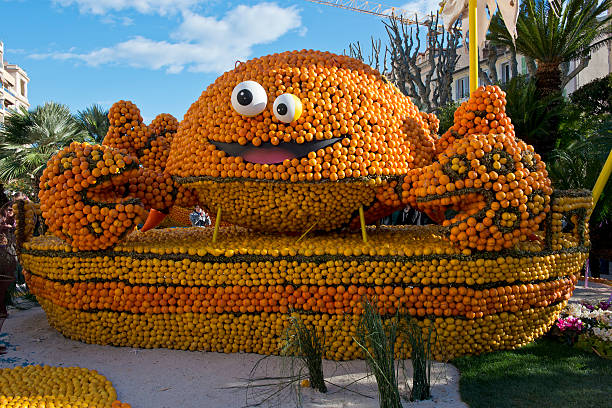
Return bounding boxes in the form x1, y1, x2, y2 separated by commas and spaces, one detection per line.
39, 50, 551, 252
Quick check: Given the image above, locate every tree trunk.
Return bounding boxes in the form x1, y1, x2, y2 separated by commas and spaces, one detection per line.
534, 62, 562, 160
535, 62, 562, 97
526, 57, 537, 77
510, 49, 519, 78
486, 45, 499, 83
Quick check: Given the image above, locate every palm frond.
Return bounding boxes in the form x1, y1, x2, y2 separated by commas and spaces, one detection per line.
0, 102, 87, 191
76, 104, 110, 144
488, 0, 612, 64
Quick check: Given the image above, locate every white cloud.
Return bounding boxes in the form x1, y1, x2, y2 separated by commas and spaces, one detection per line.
100, 15, 134, 26
389, 1, 443, 19
31, 3, 303, 74
53, 0, 199, 15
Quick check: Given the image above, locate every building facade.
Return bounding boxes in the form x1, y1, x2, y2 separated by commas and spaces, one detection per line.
448, 38, 612, 102
0, 41, 30, 124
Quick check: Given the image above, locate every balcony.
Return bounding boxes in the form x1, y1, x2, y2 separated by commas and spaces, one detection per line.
1, 86, 16, 98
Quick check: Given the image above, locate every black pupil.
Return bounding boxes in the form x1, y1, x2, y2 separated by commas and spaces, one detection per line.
237, 89, 253, 106
276, 103, 288, 116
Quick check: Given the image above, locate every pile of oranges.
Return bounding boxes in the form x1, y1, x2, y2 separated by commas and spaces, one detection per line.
25, 51, 593, 361
26, 271, 576, 319
402, 86, 553, 251
0, 365, 130, 408
18, 206, 590, 359
38, 142, 148, 251
37, 296, 564, 359
103, 100, 149, 154
39, 102, 196, 250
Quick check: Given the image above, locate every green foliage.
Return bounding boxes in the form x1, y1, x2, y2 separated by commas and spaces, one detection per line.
435, 101, 460, 135
575, 335, 612, 359
453, 338, 612, 408
402, 318, 434, 401
502, 75, 563, 152
548, 73, 612, 223
281, 313, 327, 393
489, 0, 612, 98
354, 299, 402, 408
488, 0, 612, 66
0, 102, 88, 197
75, 104, 110, 144
569, 74, 612, 116
548, 130, 612, 222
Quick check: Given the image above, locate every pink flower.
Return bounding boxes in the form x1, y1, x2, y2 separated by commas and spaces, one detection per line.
556, 316, 584, 332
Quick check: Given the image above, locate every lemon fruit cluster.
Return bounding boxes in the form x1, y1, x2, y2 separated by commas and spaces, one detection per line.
0, 365, 130, 408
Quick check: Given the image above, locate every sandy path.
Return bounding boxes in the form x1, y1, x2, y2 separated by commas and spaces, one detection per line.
0, 307, 467, 408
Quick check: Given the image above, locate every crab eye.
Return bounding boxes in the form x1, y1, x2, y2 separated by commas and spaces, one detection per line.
231, 81, 267, 117
273, 93, 302, 123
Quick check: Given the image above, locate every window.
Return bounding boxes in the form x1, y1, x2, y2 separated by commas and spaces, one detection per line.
501, 62, 511, 83
521, 57, 527, 74
20, 80, 25, 97
456, 76, 469, 100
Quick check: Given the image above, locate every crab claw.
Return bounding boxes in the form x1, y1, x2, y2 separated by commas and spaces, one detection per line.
141, 209, 168, 232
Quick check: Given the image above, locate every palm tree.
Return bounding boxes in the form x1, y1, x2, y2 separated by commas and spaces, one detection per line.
75, 104, 109, 144
0, 102, 88, 198
502, 75, 564, 157
488, 0, 612, 97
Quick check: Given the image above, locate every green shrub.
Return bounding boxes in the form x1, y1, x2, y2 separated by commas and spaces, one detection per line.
281, 313, 327, 393
435, 101, 460, 135
569, 73, 611, 116
402, 317, 434, 401
354, 299, 402, 408
502, 75, 563, 157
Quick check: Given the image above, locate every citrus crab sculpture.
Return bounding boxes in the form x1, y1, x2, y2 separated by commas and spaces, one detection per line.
16, 51, 591, 360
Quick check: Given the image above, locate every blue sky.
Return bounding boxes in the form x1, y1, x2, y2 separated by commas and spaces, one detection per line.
1, 0, 440, 122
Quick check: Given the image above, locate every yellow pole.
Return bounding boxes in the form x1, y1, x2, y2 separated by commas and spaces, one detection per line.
359, 205, 367, 243
593, 149, 612, 207
469, 0, 478, 93
212, 207, 221, 243
296, 220, 318, 243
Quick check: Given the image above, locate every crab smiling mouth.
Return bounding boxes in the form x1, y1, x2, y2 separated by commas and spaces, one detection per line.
210, 137, 344, 165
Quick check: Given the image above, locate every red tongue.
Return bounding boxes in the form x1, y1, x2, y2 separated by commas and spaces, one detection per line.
243, 147, 296, 164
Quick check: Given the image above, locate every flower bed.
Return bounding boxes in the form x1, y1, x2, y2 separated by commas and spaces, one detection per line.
551, 300, 611, 358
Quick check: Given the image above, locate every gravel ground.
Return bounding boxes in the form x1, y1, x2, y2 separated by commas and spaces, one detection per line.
0, 307, 467, 408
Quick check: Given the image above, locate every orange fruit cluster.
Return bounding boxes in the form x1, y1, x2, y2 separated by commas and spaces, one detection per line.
38, 142, 148, 250
103, 103, 196, 208
20, 216, 590, 359
435, 85, 512, 154
167, 50, 435, 180
0, 365, 130, 408
38, 141, 186, 250
27, 272, 575, 319
103, 100, 150, 154
163, 50, 436, 233
149, 113, 179, 144
420, 111, 440, 136
403, 85, 552, 251
39, 100, 199, 250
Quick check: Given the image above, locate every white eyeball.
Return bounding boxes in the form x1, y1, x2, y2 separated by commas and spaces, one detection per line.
231, 81, 267, 117
273, 93, 303, 123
